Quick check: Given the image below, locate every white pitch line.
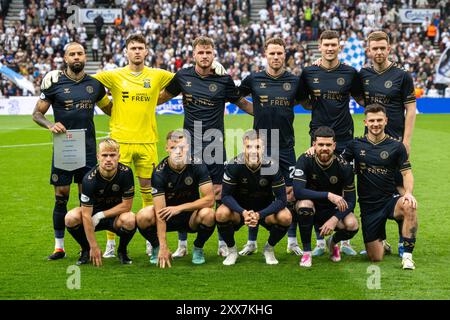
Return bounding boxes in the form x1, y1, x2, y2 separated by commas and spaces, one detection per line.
0, 133, 110, 148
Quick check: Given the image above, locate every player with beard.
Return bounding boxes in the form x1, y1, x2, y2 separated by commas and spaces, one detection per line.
293, 127, 358, 267
33, 42, 112, 261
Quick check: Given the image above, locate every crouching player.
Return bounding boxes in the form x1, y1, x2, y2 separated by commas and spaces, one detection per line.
216, 130, 291, 265
65, 138, 136, 266
293, 126, 359, 267
136, 130, 216, 267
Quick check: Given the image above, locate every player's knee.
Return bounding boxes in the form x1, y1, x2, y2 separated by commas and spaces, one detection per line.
65, 210, 81, 228
215, 205, 232, 223
199, 207, 215, 226
276, 208, 292, 226
345, 216, 359, 231
136, 206, 154, 228
120, 212, 136, 230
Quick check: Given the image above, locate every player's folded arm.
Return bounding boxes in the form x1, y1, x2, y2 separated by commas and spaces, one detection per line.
293, 177, 328, 200
259, 182, 287, 218
221, 182, 245, 215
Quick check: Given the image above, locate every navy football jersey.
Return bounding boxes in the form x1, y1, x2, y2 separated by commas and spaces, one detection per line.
359, 63, 416, 140
222, 154, 286, 216
293, 153, 355, 212
298, 63, 363, 142
239, 71, 301, 149
151, 157, 212, 206
41, 73, 107, 166
165, 67, 241, 145
341, 135, 411, 210
80, 163, 135, 213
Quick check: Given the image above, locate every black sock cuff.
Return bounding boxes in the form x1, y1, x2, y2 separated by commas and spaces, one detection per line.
298, 207, 314, 216
199, 223, 215, 231
55, 194, 69, 204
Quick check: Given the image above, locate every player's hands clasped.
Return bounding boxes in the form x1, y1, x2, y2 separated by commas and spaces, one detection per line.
243, 210, 259, 227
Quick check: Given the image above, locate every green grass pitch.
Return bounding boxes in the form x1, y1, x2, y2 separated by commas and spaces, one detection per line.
0, 114, 449, 300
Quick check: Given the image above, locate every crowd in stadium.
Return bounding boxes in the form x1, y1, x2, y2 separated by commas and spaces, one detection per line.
1, 0, 450, 97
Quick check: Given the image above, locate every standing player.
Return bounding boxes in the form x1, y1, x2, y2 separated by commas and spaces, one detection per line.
32, 42, 112, 260
298, 30, 363, 256
360, 31, 417, 257
64, 138, 136, 266
341, 104, 418, 270
237, 37, 304, 257
216, 131, 291, 265
158, 36, 253, 258
136, 131, 216, 267
293, 127, 358, 267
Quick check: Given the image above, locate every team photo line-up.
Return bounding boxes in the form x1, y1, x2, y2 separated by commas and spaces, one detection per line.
33, 29, 418, 270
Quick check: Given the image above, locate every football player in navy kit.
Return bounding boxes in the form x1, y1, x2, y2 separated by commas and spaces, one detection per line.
64, 138, 136, 266
360, 31, 417, 257
341, 105, 418, 270
216, 131, 291, 265
135, 130, 216, 268
293, 127, 358, 267
32, 42, 112, 261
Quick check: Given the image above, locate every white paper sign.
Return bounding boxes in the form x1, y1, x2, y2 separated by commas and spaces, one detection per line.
53, 129, 86, 171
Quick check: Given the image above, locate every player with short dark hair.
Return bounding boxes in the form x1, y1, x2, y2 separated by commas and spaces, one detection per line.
293, 126, 358, 267
136, 130, 216, 267
341, 104, 418, 270
216, 131, 291, 265
360, 31, 417, 257
237, 37, 305, 257
32, 42, 112, 261
297, 30, 363, 256
64, 138, 136, 266
158, 36, 253, 258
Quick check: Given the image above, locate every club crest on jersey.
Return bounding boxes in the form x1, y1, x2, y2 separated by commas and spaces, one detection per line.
52, 174, 58, 182
283, 83, 291, 91
384, 81, 393, 89
259, 178, 268, 187
86, 85, 94, 94
112, 184, 120, 192
185, 176, 193, 185
209, 84, 218, 92
380, 151, 389, 159
143, 79, 151, 88
329, 176, 338, 184
337, 78, 345, 86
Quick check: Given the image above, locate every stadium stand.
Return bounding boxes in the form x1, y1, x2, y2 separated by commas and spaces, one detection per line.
1, 0, 450, 97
